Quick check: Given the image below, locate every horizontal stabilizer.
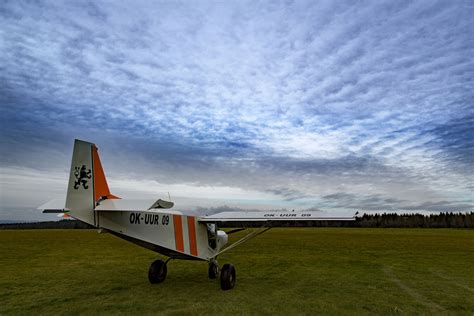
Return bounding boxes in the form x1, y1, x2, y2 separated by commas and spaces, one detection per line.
38, 198, 67, 213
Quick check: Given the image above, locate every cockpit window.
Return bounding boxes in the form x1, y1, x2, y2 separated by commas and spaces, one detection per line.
207, 223, 217, 249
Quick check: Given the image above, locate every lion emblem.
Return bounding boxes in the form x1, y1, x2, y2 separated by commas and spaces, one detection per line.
74, 165, 91, 189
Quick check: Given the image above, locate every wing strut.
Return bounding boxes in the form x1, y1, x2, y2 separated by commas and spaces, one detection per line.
226, 228, 246, 235
210, 227, 271, 259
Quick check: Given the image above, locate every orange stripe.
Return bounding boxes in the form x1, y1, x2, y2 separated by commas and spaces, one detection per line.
187, 216, 198, 256
173, 215, 184, 252
92, 145, 120, 202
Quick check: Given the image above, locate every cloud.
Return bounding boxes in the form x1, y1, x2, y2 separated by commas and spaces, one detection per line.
0, 0, 473, 219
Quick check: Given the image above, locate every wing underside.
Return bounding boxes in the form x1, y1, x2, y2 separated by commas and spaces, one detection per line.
199, 210, 356, 225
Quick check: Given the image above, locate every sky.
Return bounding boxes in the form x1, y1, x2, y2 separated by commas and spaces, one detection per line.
1, 0, 473, 221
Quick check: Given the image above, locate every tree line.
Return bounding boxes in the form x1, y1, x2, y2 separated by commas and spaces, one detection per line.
1, 212, 473, 229
352, 212, 473, 228
0, 220, 93, 230
221, 212, 474, 228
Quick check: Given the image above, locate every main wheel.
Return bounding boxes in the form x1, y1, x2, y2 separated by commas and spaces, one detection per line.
208, 261, 219, 279
148, 259, 167, 284
220, 263, 236, 290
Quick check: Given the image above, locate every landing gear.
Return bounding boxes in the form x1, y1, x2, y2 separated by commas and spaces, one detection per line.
148, 259, 167, 284
208, 260, 219, 279
209, 260, 236, 290
148, 258, 236, 290
220, 263, 236, 290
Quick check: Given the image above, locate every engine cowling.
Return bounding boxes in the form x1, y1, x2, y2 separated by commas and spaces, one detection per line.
216, 230, 228, 250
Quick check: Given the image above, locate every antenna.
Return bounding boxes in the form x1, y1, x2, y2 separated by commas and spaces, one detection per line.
168, 192, 172, 202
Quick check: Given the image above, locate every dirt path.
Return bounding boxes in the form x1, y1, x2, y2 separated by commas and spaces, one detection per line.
383, 266, 446, 313
429, 268, 474, 294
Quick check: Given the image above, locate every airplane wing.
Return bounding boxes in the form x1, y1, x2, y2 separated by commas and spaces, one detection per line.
199, 210, 356, 225
201, 210, 356, 258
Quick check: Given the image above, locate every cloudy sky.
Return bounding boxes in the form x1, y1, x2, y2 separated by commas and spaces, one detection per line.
1, 0, 473, 221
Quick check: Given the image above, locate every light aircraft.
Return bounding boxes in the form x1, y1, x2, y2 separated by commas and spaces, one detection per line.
41, 139, 356, 290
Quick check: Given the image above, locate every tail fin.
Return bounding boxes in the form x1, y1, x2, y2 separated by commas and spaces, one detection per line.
65, 139, 119, 226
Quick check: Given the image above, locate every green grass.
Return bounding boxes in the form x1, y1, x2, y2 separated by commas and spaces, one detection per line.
1, 228, 473, 315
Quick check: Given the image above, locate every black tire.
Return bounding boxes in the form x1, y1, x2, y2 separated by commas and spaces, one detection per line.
208, 262, 219, 279
220, 263, 236, 290
148, 259, 167, 284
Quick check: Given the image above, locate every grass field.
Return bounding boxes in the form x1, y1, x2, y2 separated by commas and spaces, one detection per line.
1, 228, 473, 315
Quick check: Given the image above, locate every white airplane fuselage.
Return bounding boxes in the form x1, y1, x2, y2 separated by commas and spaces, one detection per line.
97, 209, 223, 261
